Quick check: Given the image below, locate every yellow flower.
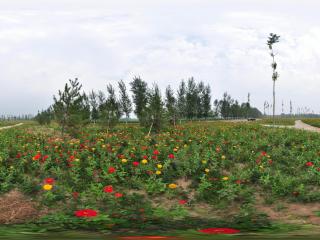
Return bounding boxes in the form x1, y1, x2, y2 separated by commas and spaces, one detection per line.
121, 158, 128, 163
221, 155, 226, 160
205, 168, 210, 173
184, 144, 188, 148
168, 183, 177, 189
75, 158, 80, 162
222, 176, 229, 181
157, 164, 163, 169
202, 160, 207, 164
156, 170, 162, 175
43, 184, 53, 191
92, 148, 96, 151
102, 145, 106, 148
141, 159, 148, 164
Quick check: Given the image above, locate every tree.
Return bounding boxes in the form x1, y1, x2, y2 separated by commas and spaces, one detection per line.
202, 85, 211, 119
267, 33, 280, 125
165, 85, 177, 126
118, 80, 132, 124
185, 77, 198, 119
196, 81, 205, 118
99, 84, 121, 133
53, 78, 89, 137
130, 76, 148, 123
246, 93, 251, 118
177, 80, 187, 120
89, 90, 99, 123
220, 92, 233, 119
35, 107, 53, 125
81, 92, 91, 125
146, 84, 165, 134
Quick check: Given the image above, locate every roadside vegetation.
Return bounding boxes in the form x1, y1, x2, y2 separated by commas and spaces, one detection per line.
302, 119, 320, 128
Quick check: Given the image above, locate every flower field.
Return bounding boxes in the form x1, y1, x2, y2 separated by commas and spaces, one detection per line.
1, 121, 320, 231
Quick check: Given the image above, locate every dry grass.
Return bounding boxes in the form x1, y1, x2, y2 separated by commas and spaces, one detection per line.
0, 190, 45, 224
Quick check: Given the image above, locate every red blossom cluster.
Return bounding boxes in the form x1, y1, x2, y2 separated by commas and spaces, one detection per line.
44, 177, 54, 184
74, 209, 98, 218
198, 228, 240, 234
103, 185, 123, 198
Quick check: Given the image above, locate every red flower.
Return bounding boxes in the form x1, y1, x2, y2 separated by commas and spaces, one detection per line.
153, 150, 160, 155
114, 192, 123, 198
133, 161, 140, 167
168, 154, 175, 159
235, 180, 242, 185
198, 228, 240, 234
72, 192, 79, 199
261, 151, 267, 156
152, 155, 157, 160
108, 167, 116, 173
74, 209, 98, 218
179, 200, 187, 205
104, 185, 113, 193
16, 153, 21, 158
306, 161, 314, 167
44, 178, 54, 184
143, 155, 148, 159
215, 147, 221, 153
33, 153, 41, 160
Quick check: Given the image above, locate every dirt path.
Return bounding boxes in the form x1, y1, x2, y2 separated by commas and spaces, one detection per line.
0, 123, 23, 130
262, 120, 320, 133
294, 120, 320, 133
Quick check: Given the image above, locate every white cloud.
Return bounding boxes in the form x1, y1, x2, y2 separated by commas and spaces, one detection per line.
0, 0, 320, 115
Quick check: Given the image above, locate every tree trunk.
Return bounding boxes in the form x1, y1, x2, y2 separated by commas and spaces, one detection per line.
273, 79, 276, 126
147, 122, 153, 137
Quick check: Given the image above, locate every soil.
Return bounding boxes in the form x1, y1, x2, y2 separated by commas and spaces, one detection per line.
0, 190, 46, 224
255, 194, 320, 225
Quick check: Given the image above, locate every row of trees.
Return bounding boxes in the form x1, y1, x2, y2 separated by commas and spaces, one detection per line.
0, 115, 34, 121
36, 77, 261, 136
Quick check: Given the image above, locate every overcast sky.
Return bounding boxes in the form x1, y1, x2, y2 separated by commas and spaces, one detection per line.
0, 0, 319, 115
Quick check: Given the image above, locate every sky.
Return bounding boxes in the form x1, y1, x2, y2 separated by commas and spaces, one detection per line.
0, 0, 320, 115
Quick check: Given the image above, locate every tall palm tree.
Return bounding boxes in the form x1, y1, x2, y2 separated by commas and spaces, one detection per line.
267, 33, 280, 125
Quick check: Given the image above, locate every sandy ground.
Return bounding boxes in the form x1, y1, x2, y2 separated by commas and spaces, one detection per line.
0, 123, 23, 130
294, 120, 320, 133
263, 120, 320, 133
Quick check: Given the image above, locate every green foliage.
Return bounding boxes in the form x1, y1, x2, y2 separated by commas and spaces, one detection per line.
130, 76, 148, 122
35, 108, 53, 125
165, 85, 177, 126
118, 80, 132, 122
2, 121, 320, 230
98, 84, 121, 131
53, 78, 90, 137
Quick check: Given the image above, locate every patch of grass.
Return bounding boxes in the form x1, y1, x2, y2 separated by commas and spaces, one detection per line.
302, 119, 320, 128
